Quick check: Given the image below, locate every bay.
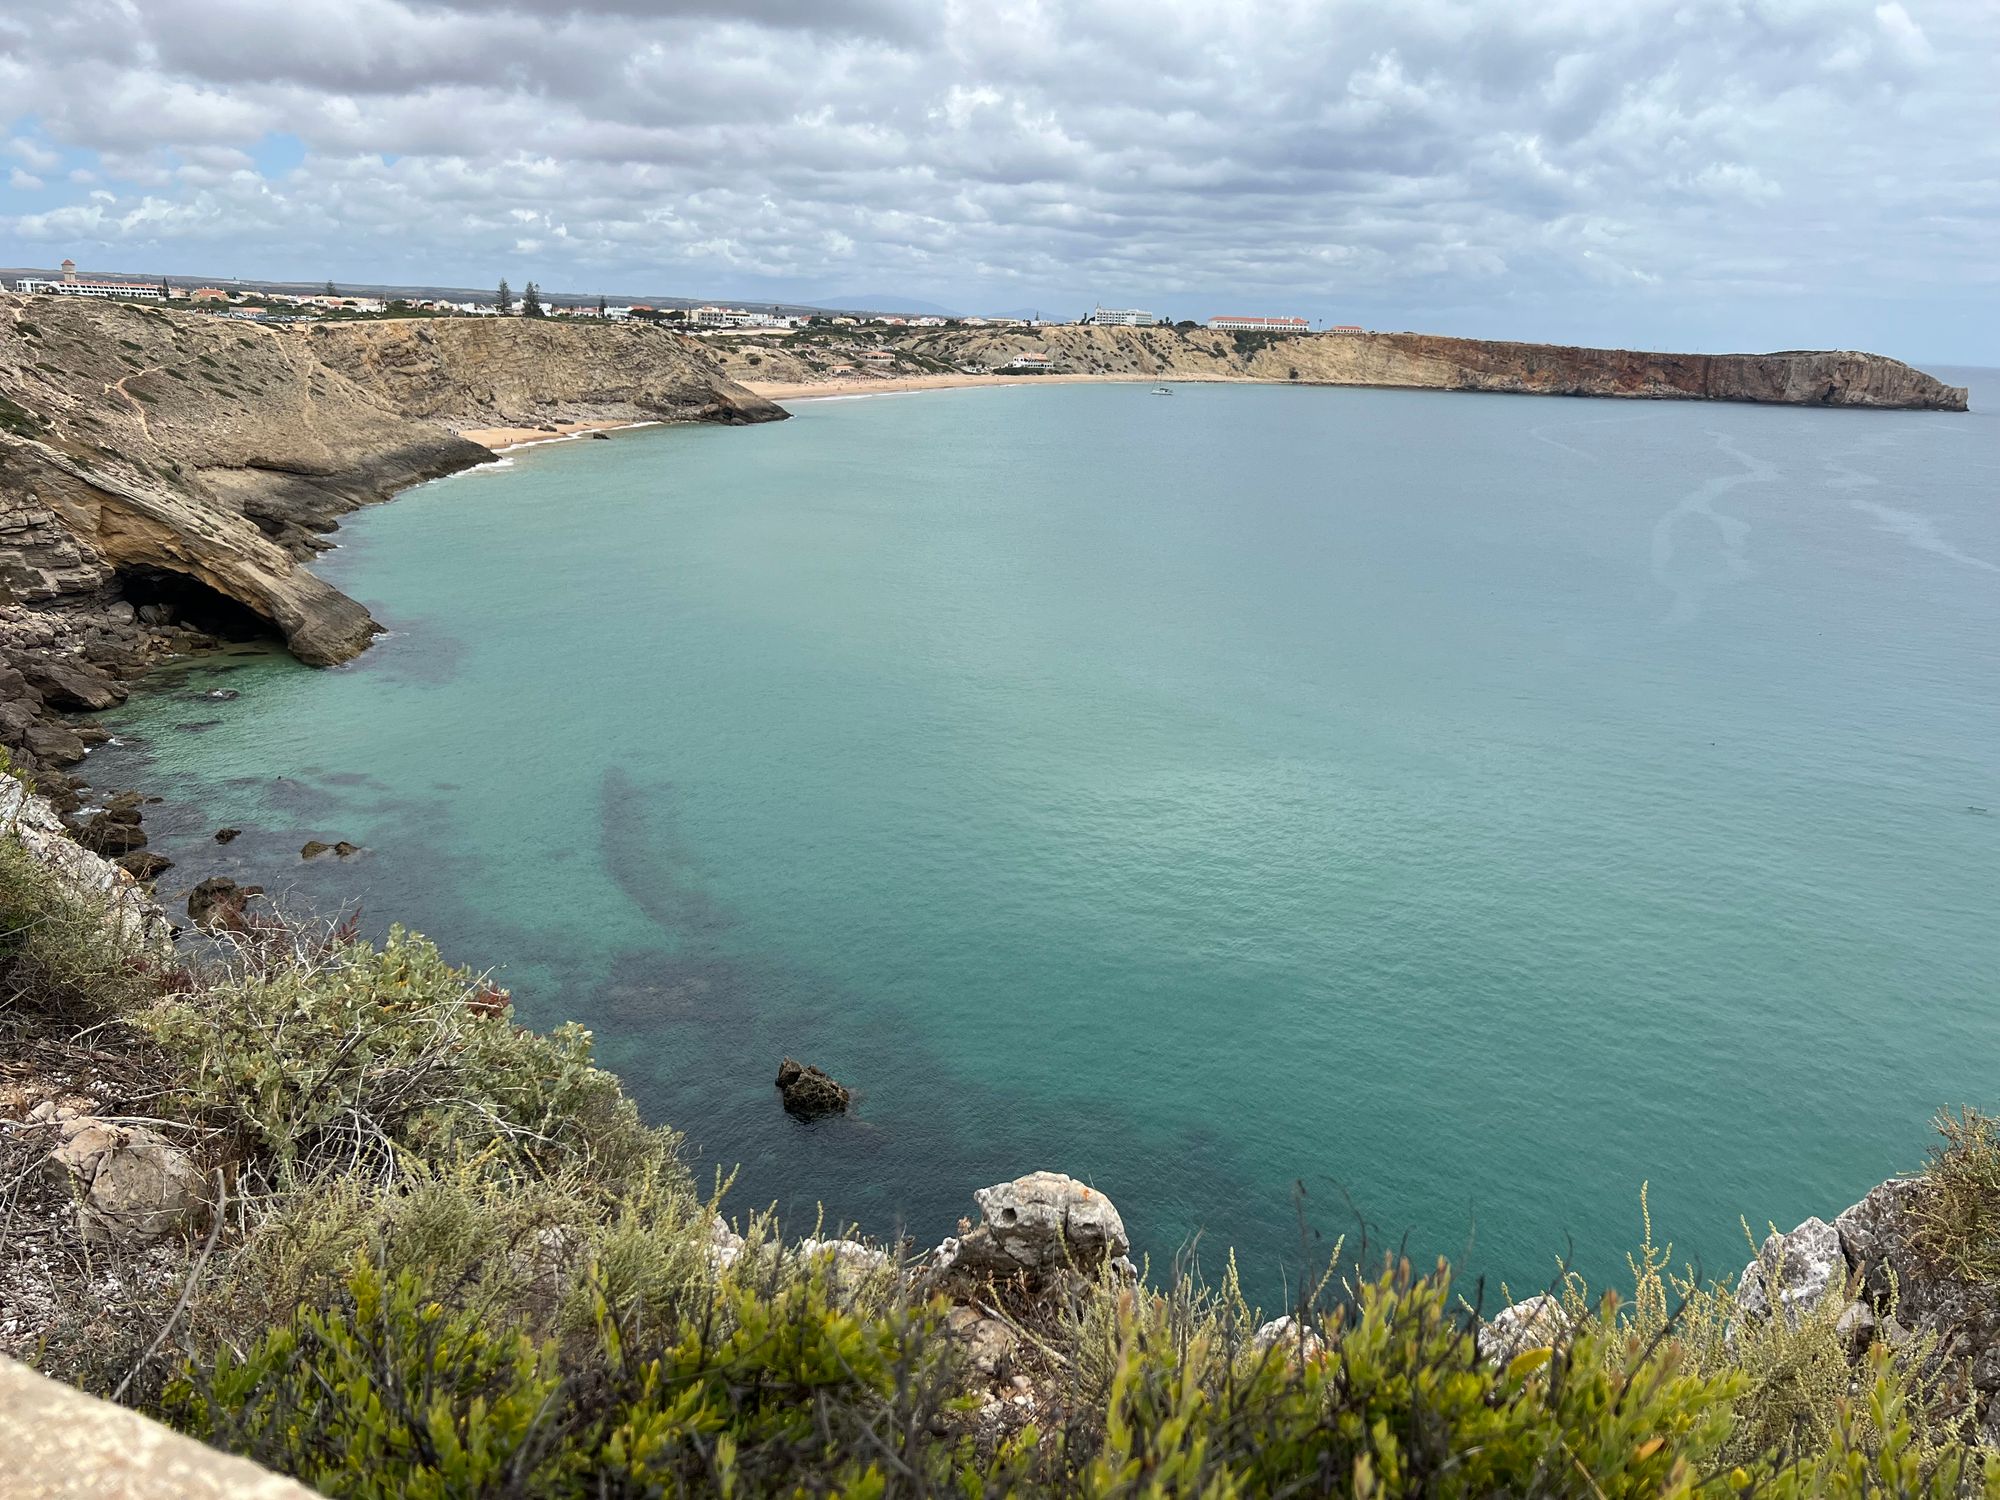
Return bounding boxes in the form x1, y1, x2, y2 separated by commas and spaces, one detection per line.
96, 377, 2000, 1300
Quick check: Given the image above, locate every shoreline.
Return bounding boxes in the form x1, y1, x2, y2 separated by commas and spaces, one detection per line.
456, 417, 662, 451
741, 371, 1255, 401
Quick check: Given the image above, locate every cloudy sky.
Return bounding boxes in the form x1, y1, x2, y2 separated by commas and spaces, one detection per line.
1, 0, 1994, 361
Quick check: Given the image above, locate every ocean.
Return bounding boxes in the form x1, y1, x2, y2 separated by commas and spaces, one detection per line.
93, 375, 2000, 1302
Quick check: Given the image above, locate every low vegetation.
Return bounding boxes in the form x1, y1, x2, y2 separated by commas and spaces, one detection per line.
5, 772, 2000, 1495
1912, 1109, 2000, 1282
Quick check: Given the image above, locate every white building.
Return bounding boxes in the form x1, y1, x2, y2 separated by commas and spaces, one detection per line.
17, 259, 164, 300
1084, 305, 1158, 327
1208, 315, 1309, 333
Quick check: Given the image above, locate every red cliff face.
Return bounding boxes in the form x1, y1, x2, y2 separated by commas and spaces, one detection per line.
1262, 333, 1967, 411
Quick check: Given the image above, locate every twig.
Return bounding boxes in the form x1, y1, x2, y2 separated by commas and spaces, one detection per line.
110, 1169, 226, 1404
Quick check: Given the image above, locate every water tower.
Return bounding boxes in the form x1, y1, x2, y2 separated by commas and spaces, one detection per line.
60, 258, 76, 283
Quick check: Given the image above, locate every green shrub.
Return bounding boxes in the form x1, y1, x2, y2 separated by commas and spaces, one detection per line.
0, 818, 155, 1024
170, 1257, 573, 1500
169, 1254, 957, 1498
1911, 1108, 2000, 1282
1554, 1187, 1970, 1479
140, 925, 662, 1190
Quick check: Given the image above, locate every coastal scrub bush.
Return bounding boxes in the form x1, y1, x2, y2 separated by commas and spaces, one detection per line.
1911, 1108, 2000, 1282
1552, 1188, 1970, 1479
140, 924, 663, 1190
990, 1257, 1744, 1497
0, 824, 153, 1024
168, 1252, 959, 1498
165, 1243, 2000, 1497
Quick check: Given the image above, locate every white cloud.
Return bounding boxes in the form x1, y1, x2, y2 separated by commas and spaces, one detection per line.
7, 137, 62, 172
0, 0, 1990, 357
8, 168, 45, 191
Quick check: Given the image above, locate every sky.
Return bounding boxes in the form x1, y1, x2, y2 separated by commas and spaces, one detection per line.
1, 0, 1995, 363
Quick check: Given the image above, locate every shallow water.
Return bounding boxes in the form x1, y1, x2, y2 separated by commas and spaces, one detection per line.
96, 377, 2000, 1301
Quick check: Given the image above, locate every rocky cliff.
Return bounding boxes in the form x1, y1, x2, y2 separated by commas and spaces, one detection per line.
712, 323, 1969, 411
1261, 331, 1969, 409
304, 316, 784, 431
0, 296, 782, 795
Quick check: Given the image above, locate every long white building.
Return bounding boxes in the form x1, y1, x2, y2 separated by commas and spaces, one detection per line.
16, 259, 165, 300
1208, 315, 1309, 333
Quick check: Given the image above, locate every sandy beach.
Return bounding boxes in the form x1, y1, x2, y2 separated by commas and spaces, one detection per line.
740, 371, 1251, 402
458, 418, 653, 451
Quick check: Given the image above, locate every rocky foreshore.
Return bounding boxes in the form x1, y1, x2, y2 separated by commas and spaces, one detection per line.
0, 295, 784, 817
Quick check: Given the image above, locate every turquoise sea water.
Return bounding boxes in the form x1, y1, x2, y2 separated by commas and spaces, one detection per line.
96, 377, 2000, 1301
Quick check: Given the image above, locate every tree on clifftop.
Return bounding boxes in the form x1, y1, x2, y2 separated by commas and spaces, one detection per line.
497, 279, 513, 314
521, 282, 545, 318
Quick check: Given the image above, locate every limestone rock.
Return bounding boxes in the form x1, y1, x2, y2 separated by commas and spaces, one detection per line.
0, 772, 169, 950
708, 1213, 746, 1273
117, 849, 173, 881
0, 1355, 317, 1498
187, 875, 261, 932
946, 1305, 1020, 1378
23, 720, 86, 766
18, 657, 125, 710
1834, 1177, 2000, 1423
936, 1171, 1129, 1282
1248, 1315, 1326, 1365
47, 1115, 205, 1247
73, 805, 147, 857
1480, 1295, 1569, 1364
775, 1057, 851, 1118
1835, 1178, 1925, 1304
1737, 1216, 1847, 1325
795, 1236, 896, 1285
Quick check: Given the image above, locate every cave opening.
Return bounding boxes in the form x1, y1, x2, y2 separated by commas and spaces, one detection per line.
115, 566, 280, 643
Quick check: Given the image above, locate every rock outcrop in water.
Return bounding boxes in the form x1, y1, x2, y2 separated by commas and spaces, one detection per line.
0, 294, 784, 795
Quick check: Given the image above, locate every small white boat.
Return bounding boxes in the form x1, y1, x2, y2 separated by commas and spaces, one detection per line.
1151, 386, 1173, 395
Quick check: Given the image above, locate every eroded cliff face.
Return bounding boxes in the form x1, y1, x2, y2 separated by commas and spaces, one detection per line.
0, 294, 474, 664
0, 299, 781, 647
712, 323, 1969, 411
304, 317, 785, 431
1250, 332, 1969, 409
0, 295, 783, 794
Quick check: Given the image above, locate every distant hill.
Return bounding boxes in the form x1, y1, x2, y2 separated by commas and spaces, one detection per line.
817, 293, 962, 319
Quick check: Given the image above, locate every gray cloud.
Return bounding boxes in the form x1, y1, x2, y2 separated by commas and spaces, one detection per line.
0, 0, 1993, 358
